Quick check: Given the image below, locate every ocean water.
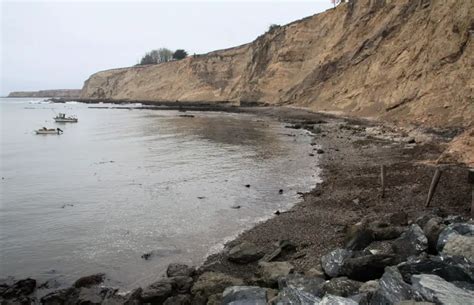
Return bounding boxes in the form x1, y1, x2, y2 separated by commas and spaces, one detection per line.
0, 98, 321, 289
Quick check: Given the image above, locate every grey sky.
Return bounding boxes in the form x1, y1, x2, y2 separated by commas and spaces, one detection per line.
1, 1, 330, 95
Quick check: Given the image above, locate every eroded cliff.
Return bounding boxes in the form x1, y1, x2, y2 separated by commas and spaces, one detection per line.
81, 0, 473, 128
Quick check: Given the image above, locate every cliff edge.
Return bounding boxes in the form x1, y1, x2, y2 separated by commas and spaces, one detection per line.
81, 0, 473, 128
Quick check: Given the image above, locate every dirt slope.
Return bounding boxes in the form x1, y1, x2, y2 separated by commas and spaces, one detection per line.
81, 0, 473, 128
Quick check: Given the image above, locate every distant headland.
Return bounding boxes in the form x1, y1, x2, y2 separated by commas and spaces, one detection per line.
7, 89, 82, 98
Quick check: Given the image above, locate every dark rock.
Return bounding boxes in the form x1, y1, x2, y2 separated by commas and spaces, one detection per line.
274, 210, 281, 215
437, 223, 474, 252
274, 287, 321, 304
228, 242, 264, 264
422, 217, 446, 253
388, 212, 408, 226
1, 279, 36, 299
279, 189, 283, 194
369, 222, 404, 241
73, 273, 105, 288
40, 289, 71, 305
321, 277, 362, 297
221, 286, 267, 305
169, 276, 193, 294
142, 279, 174, 304
191, 272, 243, 301
346, 228, 373, 251
245, 184, 250, 188
349, 293, 370, 305
411, 274, 474, 305
257, 261, 294, 288
163, 294, 192, 305
393, 225, 428, 258
397, 255, 474, 284
340, 254, 401, 281
320, 294, 358, 304
278, 274, 325, 298
364, 240, 394, 255
77, 286, 113, 305
321, 248, 353, 278
166, 264, 195, 278
371, 267, 422, 305
260, 240, 296, 262
316, 149, 325, 154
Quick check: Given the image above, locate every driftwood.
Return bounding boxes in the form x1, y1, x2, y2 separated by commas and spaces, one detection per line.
380, 165, 386, 198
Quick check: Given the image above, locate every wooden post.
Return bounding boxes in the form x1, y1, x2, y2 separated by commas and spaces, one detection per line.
468, 169, 474, 218
381, 165, 386, 198
425, 167, 442, 207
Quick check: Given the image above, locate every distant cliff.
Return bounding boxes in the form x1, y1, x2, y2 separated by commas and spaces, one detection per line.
8, 89, 82, 98
81, 0, 473, 128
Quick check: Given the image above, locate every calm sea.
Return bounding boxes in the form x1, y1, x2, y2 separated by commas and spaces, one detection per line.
0, 98, 320, 289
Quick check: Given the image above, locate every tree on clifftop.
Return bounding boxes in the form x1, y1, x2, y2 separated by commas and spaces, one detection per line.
173, 49, 188, 60
138, 48, 174, 65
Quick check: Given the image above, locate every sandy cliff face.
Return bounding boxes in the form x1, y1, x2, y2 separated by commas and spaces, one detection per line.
8, 89, 82, 98
81, 0, 473, 128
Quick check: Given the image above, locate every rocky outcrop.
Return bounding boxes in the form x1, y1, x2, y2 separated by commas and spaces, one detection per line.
7, 89, 81, 98
81, 0, 473, 129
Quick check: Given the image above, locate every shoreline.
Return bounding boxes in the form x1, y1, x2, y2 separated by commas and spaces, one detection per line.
1, 103, 471, 304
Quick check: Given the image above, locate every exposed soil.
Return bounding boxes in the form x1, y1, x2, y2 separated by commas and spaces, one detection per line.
199, 106, 472, 280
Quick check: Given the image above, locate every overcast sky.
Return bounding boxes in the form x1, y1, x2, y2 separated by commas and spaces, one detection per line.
1, 0, 331, 95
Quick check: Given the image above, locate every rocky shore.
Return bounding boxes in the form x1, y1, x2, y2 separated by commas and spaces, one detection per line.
1, 106, 472, 305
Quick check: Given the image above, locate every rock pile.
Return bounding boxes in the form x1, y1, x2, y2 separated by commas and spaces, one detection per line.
1, 212, 472, 305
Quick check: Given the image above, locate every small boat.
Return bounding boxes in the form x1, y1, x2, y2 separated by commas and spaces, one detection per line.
54, 113, 78, 123
35, 127, 63, 135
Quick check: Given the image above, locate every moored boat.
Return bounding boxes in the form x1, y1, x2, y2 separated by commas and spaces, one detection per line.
54, 113, 78, 123
35, 127, 63, 135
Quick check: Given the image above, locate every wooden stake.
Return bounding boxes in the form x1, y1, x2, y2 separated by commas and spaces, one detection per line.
468, 169, 474, 218
425, 167, 442, 207
381, 165, 386, 198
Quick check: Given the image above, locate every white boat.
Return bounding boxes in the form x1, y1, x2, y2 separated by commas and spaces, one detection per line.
35, 127, 63, 135
54, 113, 78, 123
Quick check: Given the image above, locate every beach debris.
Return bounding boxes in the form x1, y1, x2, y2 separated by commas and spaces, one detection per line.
279, 189, 284, 194
197, 196, 206, 199
274, 210, 281, 215
317, 149, 325, 154
231, 204, 241, 209
245, 184, 251, 188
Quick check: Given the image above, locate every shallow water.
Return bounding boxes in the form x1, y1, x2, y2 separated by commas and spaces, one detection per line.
0, 98, 321, 289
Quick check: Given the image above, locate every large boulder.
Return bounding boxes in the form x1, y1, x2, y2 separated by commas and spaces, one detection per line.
169, 276, 193, 294
274, 287, 321, 304
371, 267, 422, 305
393, 225, 428, 258
340, 254, 401, 281
411, 274, 474, 305
73, 274, 105, 288
321, 248, 353, 278
345, 227, 373, 251
163, 294, 192, 305
257, 261, 294, 288
364, 240, 395, 255
422, 217, 446, 253
0, 278, 36, 299
320, 294, 358, 304
221, 286, 267, 305
436, 223, 474, 252
227, 242, 264, 264
278, 274, 325, 298
369, 222, 404, 241
142, 279, 174, 304
166, 264, 195, 278
191, 272, 243, 302
397, 255, 474, 285
321, 277, 362, 297
442, 235, 474, 262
